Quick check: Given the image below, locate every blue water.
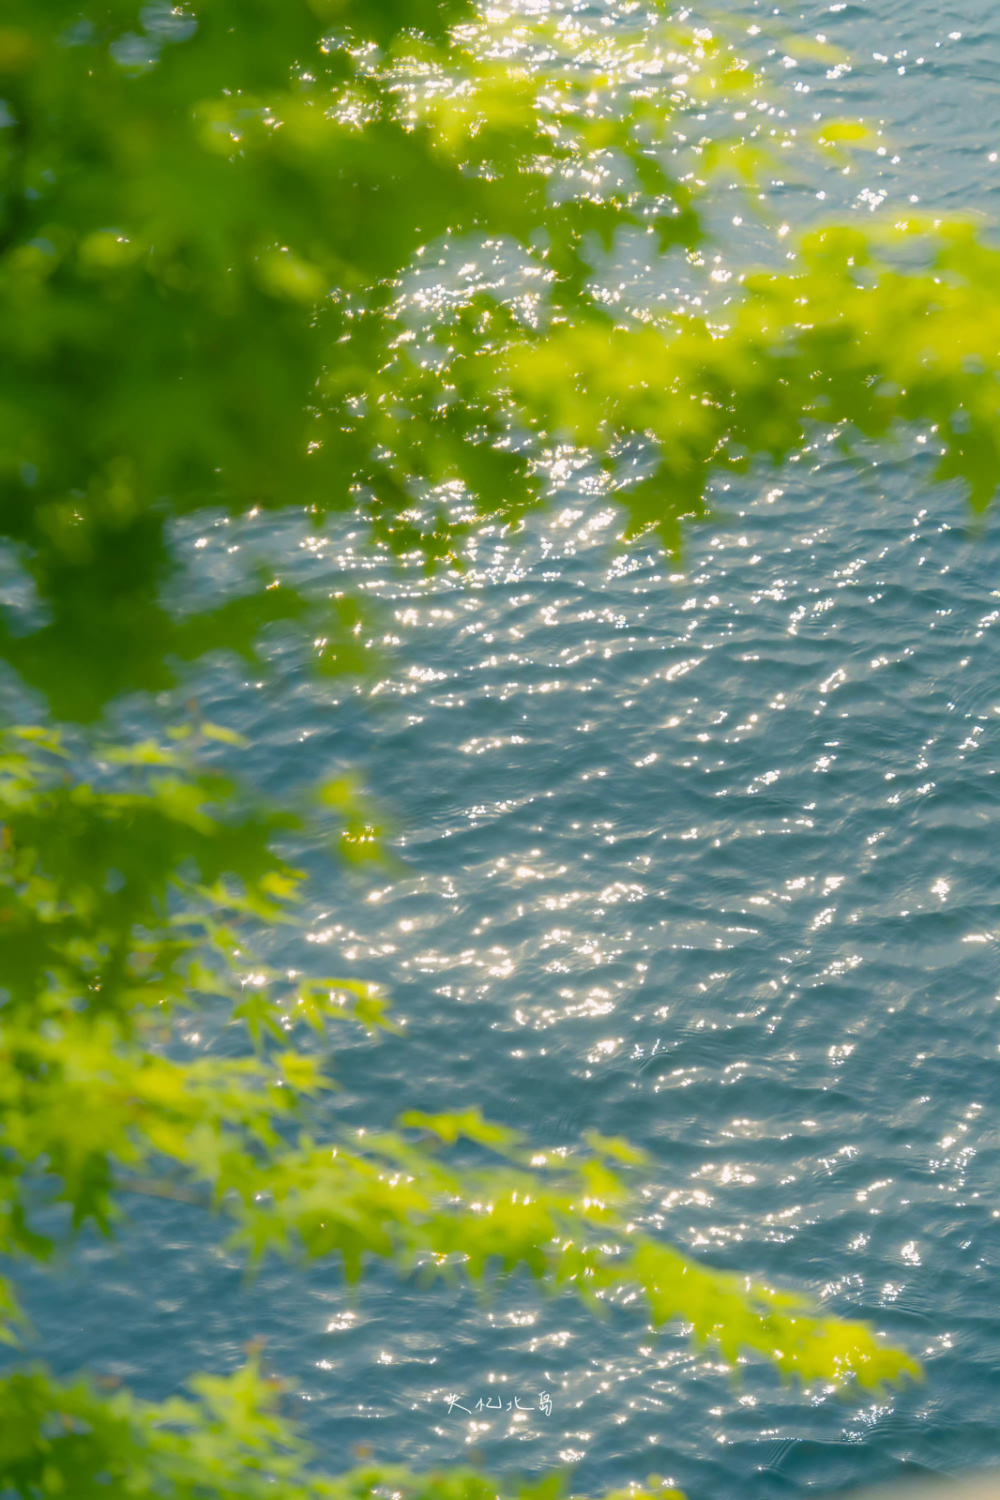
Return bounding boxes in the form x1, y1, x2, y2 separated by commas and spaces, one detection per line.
5, 1, 999, 1496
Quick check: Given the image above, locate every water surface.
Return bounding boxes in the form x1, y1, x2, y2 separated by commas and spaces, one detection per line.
5, 0, 998, 1495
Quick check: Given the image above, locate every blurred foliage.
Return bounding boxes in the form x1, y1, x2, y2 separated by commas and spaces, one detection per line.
2, 0, 994, 717
1, 0, 996, 1495
0, 1357, 600, 1500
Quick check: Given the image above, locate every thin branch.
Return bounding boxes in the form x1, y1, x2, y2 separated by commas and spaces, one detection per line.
115, 1175, 213, 1207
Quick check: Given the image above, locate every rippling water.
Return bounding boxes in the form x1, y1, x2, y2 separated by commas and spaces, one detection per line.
8, 0, 999, 1496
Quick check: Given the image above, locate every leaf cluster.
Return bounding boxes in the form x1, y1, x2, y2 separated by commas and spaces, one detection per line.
0, 735, 918, 1388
